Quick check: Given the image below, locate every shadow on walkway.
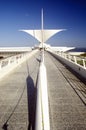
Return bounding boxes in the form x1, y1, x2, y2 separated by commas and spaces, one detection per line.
27, 75, 37, 130
2, 122, 8, 130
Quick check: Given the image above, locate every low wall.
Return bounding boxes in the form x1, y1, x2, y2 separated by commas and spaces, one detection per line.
35, 58, 50, 130
0, 49, 38, 80
48, 51, 86, 79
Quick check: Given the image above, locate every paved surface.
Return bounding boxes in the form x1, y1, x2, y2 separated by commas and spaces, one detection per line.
44, 51, 86, 130
0, 51, 40, 130
0, 50, 86, 130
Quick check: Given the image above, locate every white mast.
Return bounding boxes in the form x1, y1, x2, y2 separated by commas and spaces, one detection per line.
41, 8, 44, 62
41, 8, 44, 48
42, 8, 43, 31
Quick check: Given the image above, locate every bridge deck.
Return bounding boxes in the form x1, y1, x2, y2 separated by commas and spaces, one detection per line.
0, 50, 86, 130
45, 52, 86, 130
0, 51, 40, 130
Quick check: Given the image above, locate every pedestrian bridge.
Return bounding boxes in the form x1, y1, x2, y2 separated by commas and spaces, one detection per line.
0, 49, 86, 130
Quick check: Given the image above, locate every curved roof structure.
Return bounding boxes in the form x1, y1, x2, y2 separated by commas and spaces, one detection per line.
20, 29, 65, 43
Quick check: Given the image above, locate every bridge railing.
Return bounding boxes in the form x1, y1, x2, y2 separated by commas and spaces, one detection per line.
47, 49, 86, 79
55, 51, 86, 68
0, 54, 23, 68
0, 50, 38, 79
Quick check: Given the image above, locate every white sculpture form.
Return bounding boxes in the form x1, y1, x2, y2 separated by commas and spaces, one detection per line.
20, 9, 65, 48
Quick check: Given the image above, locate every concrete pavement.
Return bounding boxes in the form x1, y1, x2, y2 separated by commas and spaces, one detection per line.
45, 51, 86, 130
0, 50, 86, 130
0, 51, 40, 130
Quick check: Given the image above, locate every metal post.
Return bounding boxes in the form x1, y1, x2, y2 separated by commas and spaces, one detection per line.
82, 59, 85, 68
74, 56, 77, 64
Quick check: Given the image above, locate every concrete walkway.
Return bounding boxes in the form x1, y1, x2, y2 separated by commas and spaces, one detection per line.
45, 51, 86, 130
0, 51, 40, 130
0, 50, 86, 130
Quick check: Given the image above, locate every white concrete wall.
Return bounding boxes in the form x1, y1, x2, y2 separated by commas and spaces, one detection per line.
0, 50, 38, 80
35, 61, 50, 130
48, 51, 86, 79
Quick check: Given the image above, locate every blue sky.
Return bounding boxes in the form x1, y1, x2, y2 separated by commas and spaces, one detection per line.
0, 0, 86, 47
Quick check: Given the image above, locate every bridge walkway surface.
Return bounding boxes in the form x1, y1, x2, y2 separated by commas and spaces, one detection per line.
44, 51, 86, 130
0, 51, 40, 130
0, 50, 86, 130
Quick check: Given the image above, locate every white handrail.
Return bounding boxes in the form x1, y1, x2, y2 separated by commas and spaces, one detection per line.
52, 51, 86, 68
0, 50, 38, 80
47, 49, 86, 79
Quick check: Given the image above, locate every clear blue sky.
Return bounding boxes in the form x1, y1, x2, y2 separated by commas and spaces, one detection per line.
0, 0, 86, 47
